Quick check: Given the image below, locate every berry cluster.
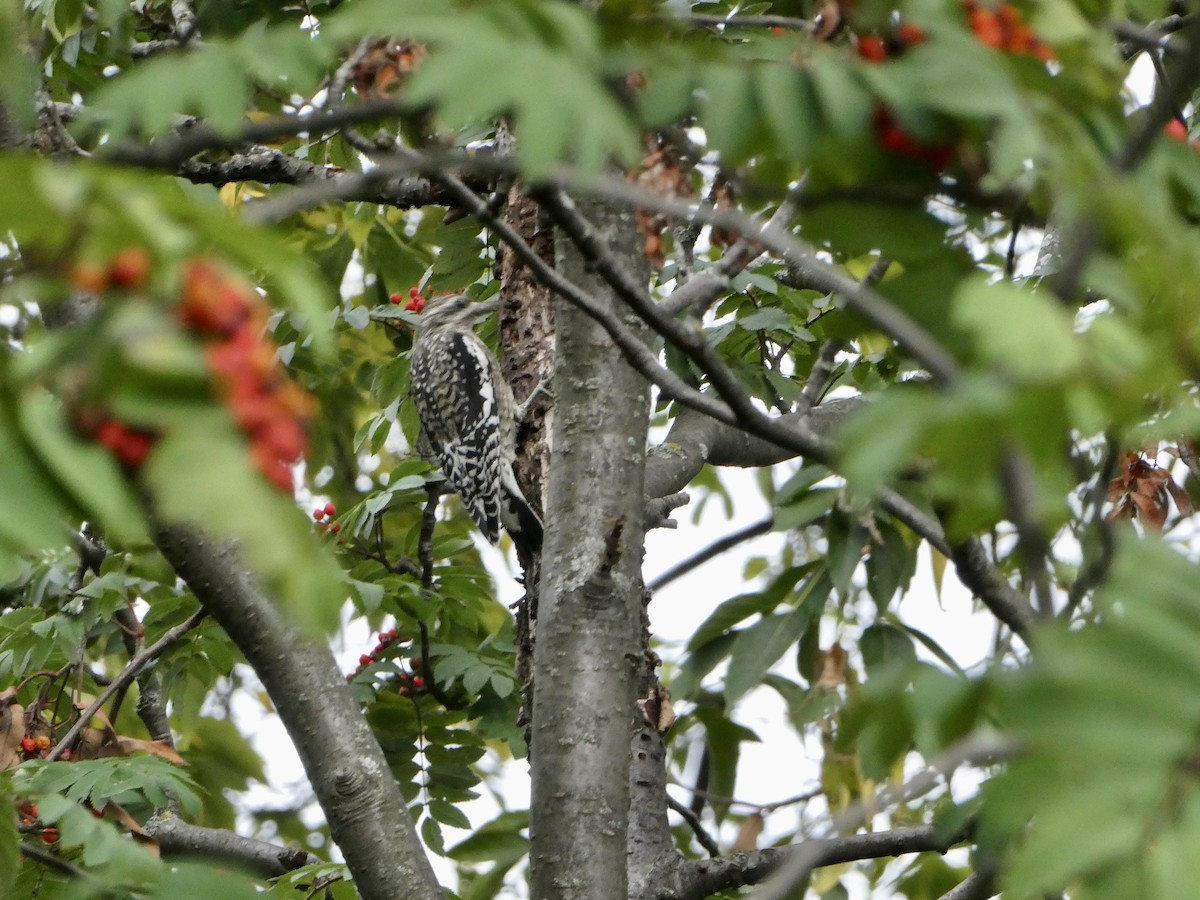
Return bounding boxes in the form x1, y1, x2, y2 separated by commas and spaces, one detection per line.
70, 247, 162, 470
17, 801, 59, 844
390, 287, 427, 312
69, 246, 153, 294
19, 734, 51, 758
178, 259, 316, 492
965, 1, 1054, 61
349, 630, 426, 695
313, 501, 341, 534
872, 107, 955, 172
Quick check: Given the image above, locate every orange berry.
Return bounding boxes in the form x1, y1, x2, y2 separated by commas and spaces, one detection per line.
1166, 120, 1189, 142
108, 246, 152, 289
33, 735, 50, 750
896, 23, 926, 45
969, 8, 1004, 48
70, 262, 110, 293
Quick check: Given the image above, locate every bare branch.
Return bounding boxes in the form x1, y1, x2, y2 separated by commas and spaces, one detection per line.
648, 517, 773, 591
48, 608, 207, 761
676, 824, 963, 900
937, 866, 999, 900
666, 793, 721, 857
100, 98, 409, 171
145, 812, 318, 877
747, 732, 1014, 900
151, 522, 442, 900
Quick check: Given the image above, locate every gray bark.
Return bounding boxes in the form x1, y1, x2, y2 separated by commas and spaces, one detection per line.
529, 198, 651, 899
153, 523, 442, 900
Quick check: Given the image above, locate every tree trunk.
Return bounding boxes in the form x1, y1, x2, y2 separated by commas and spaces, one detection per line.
528, 198, 650, 899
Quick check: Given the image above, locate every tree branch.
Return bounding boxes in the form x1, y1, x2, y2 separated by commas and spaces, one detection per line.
48, 608, 207, 761
648, 517, 774, 592
674, 824, 962, 900
936, 865, 998, 900
151, 522, 442, 900
144, 811, 318, 877
747, 733, 1013, 900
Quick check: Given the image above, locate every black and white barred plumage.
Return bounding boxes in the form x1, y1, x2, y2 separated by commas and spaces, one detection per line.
410, 294, 542, 558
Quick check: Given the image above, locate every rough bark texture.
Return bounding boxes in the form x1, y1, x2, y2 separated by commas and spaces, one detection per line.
529, 198, 650, 900
498, 186, 557, 734
153, 523, 441, 900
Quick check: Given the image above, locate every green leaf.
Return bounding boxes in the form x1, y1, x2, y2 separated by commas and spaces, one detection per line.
951, 276, 1081, 380
144, 408, 345, 634
723, 573, 826, 705
18, 390, 148, 547
859, 623, 917, 676
755, 63, 817, 163
422, 814, 446, 855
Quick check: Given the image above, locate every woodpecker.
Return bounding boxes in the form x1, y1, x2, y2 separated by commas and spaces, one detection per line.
409, 293, 543, 559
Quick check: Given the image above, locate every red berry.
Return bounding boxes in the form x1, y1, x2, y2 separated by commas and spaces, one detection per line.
412, 676, 424, 688
399, 686, 411, 696
108, 246, 152, 289
360, 654, 374, 666
95, 419, 126, 452
314, 507, 326, 520
389, 292, 404, 304
41, 828, 59, 844
21, 737, 38, 753
856, 35, 888, 62
115, 429, 155, 467
1166, 120, 1189, 142
324, 502, 336, 517
896, 23, 926, 45
405, 288, 427, 313
330, 523, 342, 533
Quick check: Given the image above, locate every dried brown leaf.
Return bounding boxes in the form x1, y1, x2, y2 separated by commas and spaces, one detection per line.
731, 812, 764, 852
0, 693, 25, 771
815, 642, 847, 690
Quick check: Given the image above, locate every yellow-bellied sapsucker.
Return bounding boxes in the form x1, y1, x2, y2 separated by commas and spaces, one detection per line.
410, 294, 543, 558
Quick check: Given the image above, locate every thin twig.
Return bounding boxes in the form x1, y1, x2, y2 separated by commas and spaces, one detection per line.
751, 732, 1017, 900
19, 841, 96, 879
1064, 437, 1119, 616
667, 793, 722, 857
48, 608, 207, 761
648, 517, 774, 591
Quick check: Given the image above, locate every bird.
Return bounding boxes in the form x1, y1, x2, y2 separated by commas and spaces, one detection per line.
409, 293, 543, 559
